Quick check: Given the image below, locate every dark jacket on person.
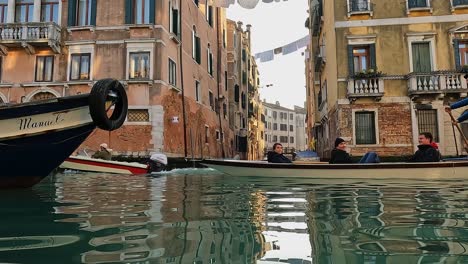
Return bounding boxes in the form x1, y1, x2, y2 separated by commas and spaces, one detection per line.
408, 144, 441, 162
267, 151, 292, 163
92, 150, 112, 160
329, 149, 353, 164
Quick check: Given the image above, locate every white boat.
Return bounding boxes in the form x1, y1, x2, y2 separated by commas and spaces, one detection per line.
60, 153, 168, 175
200, 159, 468, 179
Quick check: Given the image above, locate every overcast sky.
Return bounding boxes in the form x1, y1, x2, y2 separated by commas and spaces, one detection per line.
226, 0, 309, 109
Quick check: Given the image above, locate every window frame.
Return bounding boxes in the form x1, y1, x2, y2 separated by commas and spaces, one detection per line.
353, 46, 370, 73
0, 1, 8, 24
35, 55, 54, 82
195, 80, 201, 103
126, 43, 154, 81
169, 0, 179, 36
459, 41, 468, 67
69, 53, 91, 81
15, 0, 34, 22
168, 57, 177, 86
76, 0, 92, 26
353, 109, 379, 146
133, 0, 150, 25
41, 0, 59, 23
129, 52, 150, 80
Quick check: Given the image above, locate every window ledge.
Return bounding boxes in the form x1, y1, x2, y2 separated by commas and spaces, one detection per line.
347, 10, 373, 17
126, 24, 154, 30
127, 79, 152, 84
67, 80, 93, 86
67, 26, 95, 33
169, 33, 181, 44
169, 85, 181, 92
0, 83, 13, 88
452, 4, 468, 11
21, 82, 64, 87
407, 7, 432, 14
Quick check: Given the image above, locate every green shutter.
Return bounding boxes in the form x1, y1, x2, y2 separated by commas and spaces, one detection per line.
125, 0, 133, 24
454, 39, 461, 68
347, 45, 354, 76
68, 0, 77, 26
369, 43, 376, 69
149, 0, 155, 24
90, 0, 97, 26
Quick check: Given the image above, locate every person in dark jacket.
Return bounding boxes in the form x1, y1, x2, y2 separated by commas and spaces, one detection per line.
267, 143, 292, 163
329, 138, 380, 164
329, 138, 353, 164
409, 132, 441, 162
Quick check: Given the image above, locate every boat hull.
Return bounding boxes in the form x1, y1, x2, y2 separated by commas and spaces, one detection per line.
201, 159, 468, 179
61, 156, 149, 175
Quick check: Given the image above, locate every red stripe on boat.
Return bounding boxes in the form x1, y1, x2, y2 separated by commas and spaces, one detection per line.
65, 158, 148, 175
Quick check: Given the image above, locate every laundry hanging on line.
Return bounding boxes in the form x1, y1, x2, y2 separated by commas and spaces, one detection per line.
253, 35, 310, 63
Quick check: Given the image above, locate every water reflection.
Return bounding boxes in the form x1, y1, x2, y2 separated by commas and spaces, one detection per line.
2, 171, 468, 263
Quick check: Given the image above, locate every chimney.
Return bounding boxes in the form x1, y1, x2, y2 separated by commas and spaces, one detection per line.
237, 21, 243, 31
276, 101, 280, 106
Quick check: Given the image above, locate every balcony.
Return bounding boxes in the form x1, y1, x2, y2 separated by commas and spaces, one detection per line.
347, 77, 384, 101
0, 22, 61, 54
407, 72, 468, 97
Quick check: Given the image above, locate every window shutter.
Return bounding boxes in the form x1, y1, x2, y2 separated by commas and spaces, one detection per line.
347, 45, 354, 76
149, 0, 155, 24
209, 52, 213, 75
68, 0, 77, 26
125, 0, 133, 24
369, 43, 376, 69
234, 85, 239, 102
90, 0, 97, 26
454, 39, 461, 68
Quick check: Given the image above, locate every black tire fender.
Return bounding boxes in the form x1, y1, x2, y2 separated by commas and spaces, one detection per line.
88, 79, 128, 131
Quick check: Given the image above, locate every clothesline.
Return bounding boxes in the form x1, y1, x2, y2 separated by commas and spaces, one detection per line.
254, 35, 310, 62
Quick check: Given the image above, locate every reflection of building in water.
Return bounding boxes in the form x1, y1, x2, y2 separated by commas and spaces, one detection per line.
306, 184, 468, 263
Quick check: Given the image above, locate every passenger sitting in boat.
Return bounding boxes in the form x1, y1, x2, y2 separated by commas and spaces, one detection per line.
330, 138, 380, 164
92, 143, 112, 160
267, 143, 292, 163
408, 132, 441, 162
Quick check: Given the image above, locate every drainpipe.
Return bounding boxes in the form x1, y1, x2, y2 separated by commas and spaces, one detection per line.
179, 0, 188, 158
216, 7, 225, 158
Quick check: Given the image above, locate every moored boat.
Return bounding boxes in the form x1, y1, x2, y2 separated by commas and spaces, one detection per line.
0, 79, 128, 188
201, 159, 468, 179
60, 153, 168, 175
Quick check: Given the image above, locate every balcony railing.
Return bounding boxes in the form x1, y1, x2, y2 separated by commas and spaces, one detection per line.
347, 77, 384, 101
407, 72, 468, 96
0, 22, 61, 53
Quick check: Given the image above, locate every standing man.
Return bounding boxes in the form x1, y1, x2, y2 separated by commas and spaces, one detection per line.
409, 132, 441, 162
267, 143, 292, 163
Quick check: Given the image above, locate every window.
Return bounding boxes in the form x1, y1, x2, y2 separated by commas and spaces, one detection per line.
408, 0, 428, 8
206, 4, 213, 26
290, 137, 294, 143
169, 58, 176, 86
209, 91, 214, 110
280, 124, 287, 131
193, 0, 198, 6
349, 0, 369, 12
216, 130, 220, 141
458, 41, 468, 67
353, 47, 370, 73
280, 136, 288, 143
192, 26, 201, 64
241, 92, 246, 109
273, 123, 278, 130
289, 125, 294, 132
223, 102, 227, 119
412, 42, 432, 72
261, 131, 264, 139
207, 44, 213, 75
290, 113, 294, 120
224, 71, 228, 91
242, 71, 247, 84
76, 0, 92, 26
417, 109, 439, 142
0, 56, 2, 81
41, 0, 59, 23
205, 125, 209, 143
129, 52, 150, 79
169, 0, 179, 36
0, 0, 7, 23
453, 0, 468, 6
15, 0, 33, 22
195, 81, 201, 103
133, 0, 150, 24
127, 109, 150, 122
273, 111, 277, 119
273, 135, 277, 142
242, 49, 246, 61
70, 53, 90, 80
234, 85, 239, 102
35, 56, 54, 82
355, 111, 377, 145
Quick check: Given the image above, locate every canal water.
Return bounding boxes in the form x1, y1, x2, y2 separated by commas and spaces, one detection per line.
1, 169, 468, 263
